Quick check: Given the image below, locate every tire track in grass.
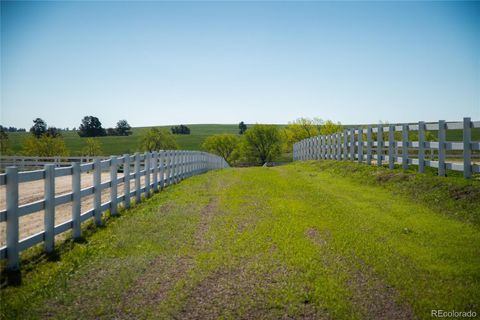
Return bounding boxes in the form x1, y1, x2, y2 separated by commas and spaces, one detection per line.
306, 227, 415, 320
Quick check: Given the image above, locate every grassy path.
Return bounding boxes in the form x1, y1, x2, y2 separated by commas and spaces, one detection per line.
1, 162, 479, 319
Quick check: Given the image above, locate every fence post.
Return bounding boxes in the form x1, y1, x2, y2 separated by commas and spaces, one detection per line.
135, 153, 141, 203
304, 140, 307, 160
358, 128, 363, 163
335, 133, 340, 160
323, 136, 327, 159
182, 151, 186, 179
389, 125, 395, 169
6, 166, 19, 270
170, 151, 175, 183
306, 138, 310, 160
159, 151, 165, 189
44, 164, 55, 252
367, 126, 372, 165
93, 158, 102, 226
124, 154, 131, 209
330, 136, 335, 160
463, 117, 472, 179
152, 151, 158, 192
350, 128, 355, 161
72, 162, 81, 239
167, 151, 172, 186
377, 125, 383, 166
343, 130, 348, 160
145, 152, 150, 198
322, 136, 326, 159
438, 120, 446, 176
110, 156, 118, 215
418, 122, 425, 173
402, 124, 409, 170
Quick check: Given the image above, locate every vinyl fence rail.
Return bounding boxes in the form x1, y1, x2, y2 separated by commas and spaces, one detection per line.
293, 117, 479, 179
0, 150, 228, 270
0, 156, 109, 170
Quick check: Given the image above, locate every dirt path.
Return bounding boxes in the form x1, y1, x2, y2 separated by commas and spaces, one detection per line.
0, 172, 150, 246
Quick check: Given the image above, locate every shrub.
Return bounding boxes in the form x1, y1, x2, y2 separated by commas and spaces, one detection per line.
202, 134, 240, 165
22, 135, 69, 156
82, 138, 103, 156
141, 128, 178, 152
242, 124, 282, 165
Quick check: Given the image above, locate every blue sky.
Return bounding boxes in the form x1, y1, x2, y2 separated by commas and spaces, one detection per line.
1, 1, 479, 129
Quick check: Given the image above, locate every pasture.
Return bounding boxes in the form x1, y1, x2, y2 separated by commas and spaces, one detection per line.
2, 161, 479, 319
4, 123, 294, 165
5, 124, 245, 155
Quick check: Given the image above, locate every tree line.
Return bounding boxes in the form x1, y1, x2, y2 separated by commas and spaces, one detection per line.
1, 116, 349, 166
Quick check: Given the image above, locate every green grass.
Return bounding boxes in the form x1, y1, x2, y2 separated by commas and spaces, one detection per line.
1, 161, 479, 319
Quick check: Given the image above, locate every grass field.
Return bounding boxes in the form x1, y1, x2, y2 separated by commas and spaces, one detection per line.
2, 161, 479, 319
5, 124, 243, 156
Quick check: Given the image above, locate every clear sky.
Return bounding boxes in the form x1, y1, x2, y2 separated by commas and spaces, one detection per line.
1, 1, 479, 129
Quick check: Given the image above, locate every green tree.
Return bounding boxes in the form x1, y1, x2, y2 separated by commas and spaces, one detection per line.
283, 118, 324, 151
78, 116, 106, 137
319, 120, 343, 135
0, 130, 11, 155
82, 138, 103, 156
202, 134, 240, 165
141, 128, 178, 152
30, 118, 47, 138
171, 125, 190, 135
242, 124, 282, 164
115, 120, 132, 136
22, 135, 69, 156
239, 121, 247, 135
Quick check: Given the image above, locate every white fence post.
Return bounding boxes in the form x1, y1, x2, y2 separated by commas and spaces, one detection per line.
44, 164, 55, 252
402, 124, 409, 170
343, 130, 348, 160
145, 152, 150, 198
72, 162, 81, 239
438, 120, 446, 176
418, 121, 425, 173
93, 158, 102, 226
367, 126, 372, 165
168, 151, 173, 186
124, 154, 131, 209
377, 125, 383, 166
335, 133, 339, 160
110, 156, 118, 215
389, 125, 395, 169
321, 136, 325, 159
6, 166, 19, 270
463, 117, 472, 179
153, 151, 159, 192
135, 153, 141, 203
358, 128, 363, 163
171, 151, 176, 183
350, 128, 355, 161
159, 151, 165, 189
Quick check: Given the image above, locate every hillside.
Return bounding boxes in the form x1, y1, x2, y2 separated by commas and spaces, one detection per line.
6, 124, 243, 156
2, 161, 479, 319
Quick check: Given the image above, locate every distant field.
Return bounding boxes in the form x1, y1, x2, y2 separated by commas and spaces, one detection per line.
6, 124, 245, 156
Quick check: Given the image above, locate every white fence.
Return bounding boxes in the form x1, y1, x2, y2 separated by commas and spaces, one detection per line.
0, 156, 107, 170
1, 150, 228, 270
293, 117, 479, 178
